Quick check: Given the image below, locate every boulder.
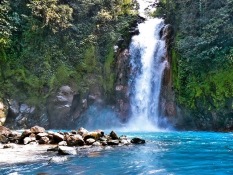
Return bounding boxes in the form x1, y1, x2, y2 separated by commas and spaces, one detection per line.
24, 137, 32, 145
46, 86, 76, 129
66, 134, 84, 146
0, 126, 12, 137
85, 138, 95, 145
131, 138, 145, 144
30, 126, 46, 133
101, 141, 108, 146
29, 134, 36, 141
93, 129, 104, 137
77, 127, 88, 136
58, 141, 67, 146
92, 141, 101, 146
58, 146, 77, 155
99, 136, 107, 141
36, 133, 49, 140
109, 131, 118, 140
39, 137, 49, 144
107, 140, 119, 145
0, 135, 8, 143
83, 132, 101, 141
53, 133, 64, 143
21, 129, 31, 139
71, 130, 77, 134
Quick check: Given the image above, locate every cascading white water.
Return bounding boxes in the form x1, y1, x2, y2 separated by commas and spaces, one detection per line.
125, 18, 167, 131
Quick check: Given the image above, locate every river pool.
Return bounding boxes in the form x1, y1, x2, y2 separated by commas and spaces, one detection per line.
1, 131, 233, 175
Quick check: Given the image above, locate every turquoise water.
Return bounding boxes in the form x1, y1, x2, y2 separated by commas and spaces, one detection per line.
1, 132, 233, 175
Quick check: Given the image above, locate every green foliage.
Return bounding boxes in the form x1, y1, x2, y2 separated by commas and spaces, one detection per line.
27, 0, 73, 32
166, 0, 233, 109
103, 46, 115, 93
0, 0, 137, 107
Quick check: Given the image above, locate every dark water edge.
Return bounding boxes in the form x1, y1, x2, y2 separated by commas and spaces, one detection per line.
1, 131, 233, 175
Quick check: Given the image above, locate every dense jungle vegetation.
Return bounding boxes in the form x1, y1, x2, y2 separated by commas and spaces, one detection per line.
155, 0, 233, 110
0, 0, 138, 106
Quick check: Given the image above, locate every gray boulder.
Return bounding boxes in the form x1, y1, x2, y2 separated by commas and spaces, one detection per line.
66, 134, 84, 146
39, 137, 50, 144
85, 138, 95, 145
30, 125, 46, 133
58, 146, 77, 155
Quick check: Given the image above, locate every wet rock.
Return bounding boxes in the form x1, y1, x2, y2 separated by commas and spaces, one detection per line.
120, 139, 131, 145
131, 138, 145, 144
39, 137, 49, 144
0, 135, 8, 143
86, 138, 95, 145
83, 132, 101, 141
109, 131, 118, 140
47, 146, 58, 152
101, 141, 108, 146
58, 141, 67, 146
21, 130, 31, 139
30, 126, 46, 133
53, 133, 64, 143
92, 141, 101, 146
107, 140, 119, 145
58, 146, 77, 155
47, 86, 76, 129
24, 137, 32, 145
93, 129, 104, 137
71, 130, 77, 134
28, 134, 36, 143
99, 136, 107, 141
3, 143, 17, 149
77, 127, 88, 136
119, 135, 128, 140
0, 126, 12, 137
36, 133, 49, 140
8, 131, 21, 143
66, 134, 84, 146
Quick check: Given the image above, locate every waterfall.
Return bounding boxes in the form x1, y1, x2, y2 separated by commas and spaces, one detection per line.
125, 18, 166, 131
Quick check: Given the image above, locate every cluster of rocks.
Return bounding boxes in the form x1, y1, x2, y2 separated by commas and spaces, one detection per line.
0, 125, 145, 155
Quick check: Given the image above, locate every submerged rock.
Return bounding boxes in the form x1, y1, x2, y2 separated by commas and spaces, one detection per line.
58, 146, 77, 155
107, 140, 119, 145
131, 138, 145, 144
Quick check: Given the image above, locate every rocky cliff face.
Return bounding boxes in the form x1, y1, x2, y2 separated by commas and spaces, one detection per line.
161, 23, 233, 131
2, 82, 104, 130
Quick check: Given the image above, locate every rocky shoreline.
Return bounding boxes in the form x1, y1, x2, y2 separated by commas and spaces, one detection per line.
0, 125, 145, 165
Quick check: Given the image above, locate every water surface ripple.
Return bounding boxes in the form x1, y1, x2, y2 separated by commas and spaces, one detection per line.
1, 132, 233, 175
